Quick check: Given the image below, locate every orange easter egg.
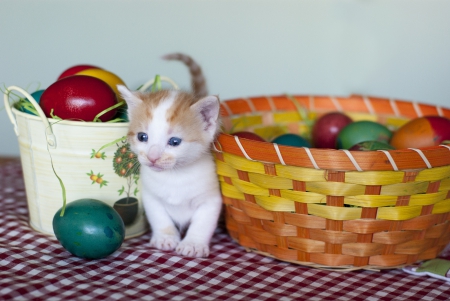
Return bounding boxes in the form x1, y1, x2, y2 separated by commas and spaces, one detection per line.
390, 116, 450, 149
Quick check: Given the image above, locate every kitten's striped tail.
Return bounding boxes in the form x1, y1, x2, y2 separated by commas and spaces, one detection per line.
162, 53, 208, 98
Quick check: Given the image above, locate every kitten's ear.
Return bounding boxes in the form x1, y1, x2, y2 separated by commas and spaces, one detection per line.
191, 95, 221, 137
117, 85, 142, 111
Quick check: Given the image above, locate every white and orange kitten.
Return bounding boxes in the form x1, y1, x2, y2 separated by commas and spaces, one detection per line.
117, 54, 222, 257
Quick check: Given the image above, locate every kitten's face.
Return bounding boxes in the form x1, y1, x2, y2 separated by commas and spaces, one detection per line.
118, 86, 220, 172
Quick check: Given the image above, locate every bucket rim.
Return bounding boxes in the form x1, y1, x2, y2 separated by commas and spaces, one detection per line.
12, 107, 130, 128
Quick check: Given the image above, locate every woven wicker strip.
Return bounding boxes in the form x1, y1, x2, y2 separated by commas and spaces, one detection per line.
215, 94, 450, 270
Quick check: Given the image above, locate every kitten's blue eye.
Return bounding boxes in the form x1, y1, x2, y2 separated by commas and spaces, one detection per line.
168, 137, 182, 146
137, 132, 148, 142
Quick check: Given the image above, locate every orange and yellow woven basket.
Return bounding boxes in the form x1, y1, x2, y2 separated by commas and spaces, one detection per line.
214, 94, 450, 270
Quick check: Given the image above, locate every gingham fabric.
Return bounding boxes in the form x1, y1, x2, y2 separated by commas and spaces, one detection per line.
1, 160, 450, 301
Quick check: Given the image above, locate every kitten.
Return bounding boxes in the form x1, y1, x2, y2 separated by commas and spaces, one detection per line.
117, 56, 222, 258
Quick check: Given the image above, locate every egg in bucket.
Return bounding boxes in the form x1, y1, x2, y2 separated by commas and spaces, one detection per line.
3, 76, 179, 239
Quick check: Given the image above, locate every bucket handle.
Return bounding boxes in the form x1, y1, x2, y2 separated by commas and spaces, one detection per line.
3, 86, 57, 149
137, 76, 179, 92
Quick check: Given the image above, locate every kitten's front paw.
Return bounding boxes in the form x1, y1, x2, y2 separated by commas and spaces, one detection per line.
149, 235, 180, 251
176, 241, 210, 258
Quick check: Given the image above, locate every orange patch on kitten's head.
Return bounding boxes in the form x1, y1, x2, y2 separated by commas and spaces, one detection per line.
126, 90, 173, 141
128, 90, 171, 121
166, 92, 206, 143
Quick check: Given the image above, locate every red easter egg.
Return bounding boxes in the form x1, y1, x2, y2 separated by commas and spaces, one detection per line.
40, 75, 118, 122
57, 64, 101, 80
390, 116, 450, 149
232, 131, 265, 142
312, 112, 353, 148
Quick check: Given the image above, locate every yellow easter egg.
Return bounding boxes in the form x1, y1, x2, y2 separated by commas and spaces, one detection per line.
75, 68, 126, 102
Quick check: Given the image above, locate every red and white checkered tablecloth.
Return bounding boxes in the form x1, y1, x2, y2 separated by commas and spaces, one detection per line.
1, 160, 450, 300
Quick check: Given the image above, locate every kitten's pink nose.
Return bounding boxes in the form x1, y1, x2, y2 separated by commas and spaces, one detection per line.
147, 145, 162, 164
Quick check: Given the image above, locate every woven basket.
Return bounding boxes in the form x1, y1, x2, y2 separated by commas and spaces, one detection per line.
214, 94, 450, 270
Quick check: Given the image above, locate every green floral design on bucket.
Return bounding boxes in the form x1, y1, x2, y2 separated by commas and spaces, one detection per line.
113, 142, 140, 202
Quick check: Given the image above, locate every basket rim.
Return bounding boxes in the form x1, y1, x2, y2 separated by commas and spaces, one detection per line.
216, 133, 450, 171
216, 94, 450, 171
219, 94, 450, 118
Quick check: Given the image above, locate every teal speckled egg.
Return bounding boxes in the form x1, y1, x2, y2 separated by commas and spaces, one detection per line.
52, 198, 125, 259
18, 89, 45, 115
114, 105, 129, 122
272, 133, 311, 147
30, 89, 44, 103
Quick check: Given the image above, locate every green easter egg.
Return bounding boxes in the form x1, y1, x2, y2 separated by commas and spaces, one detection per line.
272, 133, 311, 147
349, 140, 395, 151
336, 121, 392, 149
52, 198, 125, 259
